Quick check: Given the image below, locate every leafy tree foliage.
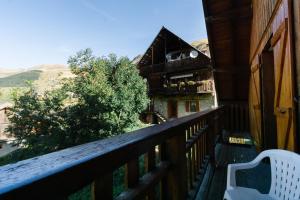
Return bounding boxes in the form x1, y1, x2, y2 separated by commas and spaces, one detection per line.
6, 49, 149, 153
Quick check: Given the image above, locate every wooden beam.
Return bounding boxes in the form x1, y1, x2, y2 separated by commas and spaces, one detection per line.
91, 173, 113, 200
205, 5, 252, 23
151, 47, 154, 65
164, 128, 187, 200
125, 158, 139, 188
213, 67, 250, 74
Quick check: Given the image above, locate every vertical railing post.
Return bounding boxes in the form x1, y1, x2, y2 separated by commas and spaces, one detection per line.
92, 173, 113, 200
207, 113, 216, 166
163, 127, 187, 200
125, 158, 139, 189
221, 106, 226, 131
225, 104, 230, 131
145, 148, 156, 199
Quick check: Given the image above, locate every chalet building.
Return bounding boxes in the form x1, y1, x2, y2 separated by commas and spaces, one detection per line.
137, 27, 216, 123
2, 1, 300, 199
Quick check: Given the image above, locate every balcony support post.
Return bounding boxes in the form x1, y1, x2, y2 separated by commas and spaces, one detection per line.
207, 114, 216, 166
162, 127, 187, 200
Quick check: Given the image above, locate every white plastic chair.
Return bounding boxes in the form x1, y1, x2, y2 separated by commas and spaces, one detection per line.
223, 150, 300, 200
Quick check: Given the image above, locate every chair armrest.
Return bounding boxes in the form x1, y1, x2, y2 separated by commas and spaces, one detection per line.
226, 152, 268, 189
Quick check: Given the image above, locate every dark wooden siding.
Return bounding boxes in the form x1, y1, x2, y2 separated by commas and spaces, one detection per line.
203, 0, 252, 102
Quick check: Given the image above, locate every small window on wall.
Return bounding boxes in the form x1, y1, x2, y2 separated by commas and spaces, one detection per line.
185, 101, 200, 112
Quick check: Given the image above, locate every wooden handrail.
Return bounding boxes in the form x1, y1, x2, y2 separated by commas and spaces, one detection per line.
0, 106, 225, 199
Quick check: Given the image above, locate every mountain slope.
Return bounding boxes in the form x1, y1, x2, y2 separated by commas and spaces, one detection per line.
0, 70, 42, 87
191, 39, 210, 57
0, 65, 73, 103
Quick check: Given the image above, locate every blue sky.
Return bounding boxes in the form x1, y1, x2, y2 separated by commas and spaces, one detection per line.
0, 0, 207, 68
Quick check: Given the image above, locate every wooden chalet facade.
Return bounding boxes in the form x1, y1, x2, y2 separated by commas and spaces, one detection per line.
203, 0, 300, 152
1, 1, 300, 199
138, 27, 216, 122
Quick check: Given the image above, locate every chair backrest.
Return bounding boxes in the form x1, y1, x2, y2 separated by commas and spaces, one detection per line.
267, 150, 300, 200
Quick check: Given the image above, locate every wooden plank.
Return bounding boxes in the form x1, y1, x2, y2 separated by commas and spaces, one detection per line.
91, 173, 113, 200
207, 116, 215, 165
185, 127, 207, 151
260, 51, 277, 149
144, 148, 156, 200
292, 0, 300, 153
164, 129, 187, 200
194, 125, 199, 172
145, 148, 156, 172
125, 158, 139, 188
271, 1, 296, 151
116, 162, 170, 200
270, 18, 287, 47
250, 0, 281, 61
205, 5, 252, 23
159, 143, 167, 200
240, 104, 245, 131
187, 151, 193, 190
0, 108, 221, 199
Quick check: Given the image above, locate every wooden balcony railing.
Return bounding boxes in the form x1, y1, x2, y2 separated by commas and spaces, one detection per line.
139, 58, 210, 77
149, 84, 213, 96
164, 58, 210, 73
0, 107, 225, 200
224, 102, 249, 132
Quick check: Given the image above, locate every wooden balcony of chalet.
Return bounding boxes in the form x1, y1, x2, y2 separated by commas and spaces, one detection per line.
149, 79, 214, 96
0, 103, 269, 200
139, 57, 210, 77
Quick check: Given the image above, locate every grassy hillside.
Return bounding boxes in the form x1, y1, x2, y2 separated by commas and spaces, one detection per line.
0, 65, 73, 103
0, 70, 42, 87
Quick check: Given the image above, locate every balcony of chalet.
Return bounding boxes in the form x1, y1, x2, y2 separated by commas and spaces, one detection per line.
149, 79, 214, 96
0, 104, 269, 200
139, 54, 213, 96
139, 57, 210, 77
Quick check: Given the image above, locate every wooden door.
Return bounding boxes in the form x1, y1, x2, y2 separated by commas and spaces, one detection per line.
249, 59, 262, 148
271, 0, 296, 151
168, 100, 177, 118
260, 50, 277, 149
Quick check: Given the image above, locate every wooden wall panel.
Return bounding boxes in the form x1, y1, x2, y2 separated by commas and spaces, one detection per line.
250, 0, 277, 59
249, 58, 262, 148
249, 0, 297, 151
271, 0, 296, 151
293, 0, 300, 153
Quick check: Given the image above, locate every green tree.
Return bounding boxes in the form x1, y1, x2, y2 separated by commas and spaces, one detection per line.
7, 84, 68, 154
6, 49, 149, 153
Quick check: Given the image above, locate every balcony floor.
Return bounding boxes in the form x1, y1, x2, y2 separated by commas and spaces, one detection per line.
196, 136, 271, 200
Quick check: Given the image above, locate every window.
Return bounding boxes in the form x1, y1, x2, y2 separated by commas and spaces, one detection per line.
185, 101, 200, 112
190, 101, 197, 112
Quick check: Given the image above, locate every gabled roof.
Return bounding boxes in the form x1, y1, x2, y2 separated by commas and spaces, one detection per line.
138, 27, 210, 67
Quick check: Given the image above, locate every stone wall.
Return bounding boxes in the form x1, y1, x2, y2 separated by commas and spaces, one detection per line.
153, 94, 215, 119
153, 97, 168, 118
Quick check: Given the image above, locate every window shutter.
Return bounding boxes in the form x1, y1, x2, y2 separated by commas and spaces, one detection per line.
270, 16, 295, 150
185, 101, 190, 112
196, 101, 200, 112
